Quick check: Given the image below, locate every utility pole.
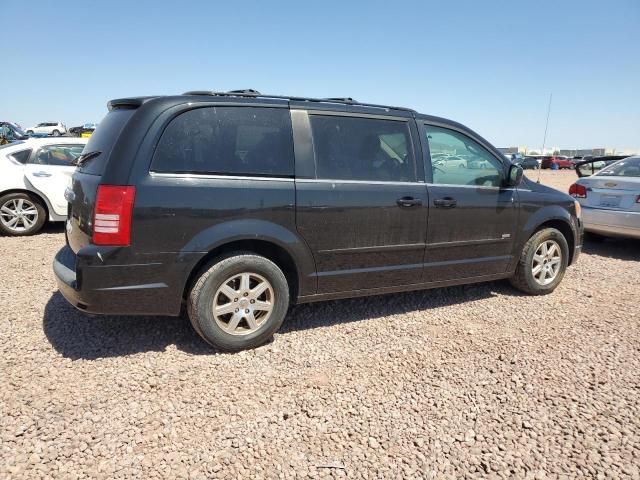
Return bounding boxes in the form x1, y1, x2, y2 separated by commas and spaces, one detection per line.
537, 93, 553, 183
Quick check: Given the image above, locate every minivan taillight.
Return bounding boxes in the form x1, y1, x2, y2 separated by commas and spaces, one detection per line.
93, 185, 136, 246
569, 183, 587, 198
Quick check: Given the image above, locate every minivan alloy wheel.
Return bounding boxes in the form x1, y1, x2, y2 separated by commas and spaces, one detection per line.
213, 272, 274, 335
531, 240, 562, 286
0, 198, 39, 233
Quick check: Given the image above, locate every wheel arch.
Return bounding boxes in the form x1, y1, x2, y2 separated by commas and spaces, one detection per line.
183, 238, 304, 304
0, 188, 51, 221
180, 219, 317, 303
530, 218, 576, 265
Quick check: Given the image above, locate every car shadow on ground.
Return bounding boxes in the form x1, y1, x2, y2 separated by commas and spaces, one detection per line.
582, 237, 640, 261
41, 238, 638, 360
0, 222, 65, 237
43, 281, 507, 360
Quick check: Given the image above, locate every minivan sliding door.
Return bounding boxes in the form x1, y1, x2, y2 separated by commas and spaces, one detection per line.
294, 110, 428, 294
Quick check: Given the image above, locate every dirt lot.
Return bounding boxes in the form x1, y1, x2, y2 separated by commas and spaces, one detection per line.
2, 171, 639, 479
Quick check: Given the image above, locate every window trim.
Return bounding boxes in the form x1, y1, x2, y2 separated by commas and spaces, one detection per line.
420, 121, 507, 187
308, 111, 420, 183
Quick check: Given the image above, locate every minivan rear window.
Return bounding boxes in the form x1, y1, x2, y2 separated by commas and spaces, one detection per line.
151, 107, 294, 177
78, 109, 135, 175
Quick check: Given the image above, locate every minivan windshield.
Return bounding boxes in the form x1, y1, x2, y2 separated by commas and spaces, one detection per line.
597, 157, 640, 177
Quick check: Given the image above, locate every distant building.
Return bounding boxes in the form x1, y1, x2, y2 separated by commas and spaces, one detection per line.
500, 147, 639, 158
498, 146, 529, 155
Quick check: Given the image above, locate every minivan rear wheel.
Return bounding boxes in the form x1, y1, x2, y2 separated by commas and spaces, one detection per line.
187, 253, 289, 351
509, 227, 569, 295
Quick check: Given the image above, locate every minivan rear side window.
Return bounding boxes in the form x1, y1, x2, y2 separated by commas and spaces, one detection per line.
309, 115, 416, 182
79, 108, 136, 175
151, 107, 294, 177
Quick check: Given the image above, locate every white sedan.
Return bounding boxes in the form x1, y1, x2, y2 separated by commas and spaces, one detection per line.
570, 156, 640, 239
0, 137, 88, 236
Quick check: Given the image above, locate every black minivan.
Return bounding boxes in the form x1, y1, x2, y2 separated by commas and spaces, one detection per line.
54, 90, 583, 351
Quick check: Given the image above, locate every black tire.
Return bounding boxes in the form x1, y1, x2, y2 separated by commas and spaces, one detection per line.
0, 192, 46, 236
187, 253, 289, 351
51, 130, 60, 137
26, 130, 33, 135
509, 227, 569, 295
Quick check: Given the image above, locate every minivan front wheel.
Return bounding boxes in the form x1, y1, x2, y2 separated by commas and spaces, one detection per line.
187, 253, 290, 351
509, 227, 569, 295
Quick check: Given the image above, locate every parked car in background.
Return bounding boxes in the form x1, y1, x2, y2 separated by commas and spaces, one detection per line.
516, 156, 540, 170
575, 155, 630, 177
570, 156, 640, 239
433, 154, 467, 169
541, 156, 574, 169
54, 90, 582, 351
0, 122, 29, 144
69, 123, 98, 137
26, 122, 67, 137
502, 153, 524, 163
0, 137, 87, 236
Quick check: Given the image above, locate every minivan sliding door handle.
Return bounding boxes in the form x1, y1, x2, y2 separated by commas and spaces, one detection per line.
396, 197, 422, 208
433, 197, 457, 208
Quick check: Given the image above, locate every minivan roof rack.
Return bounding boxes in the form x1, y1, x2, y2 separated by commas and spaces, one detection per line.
181, 90, 416, 113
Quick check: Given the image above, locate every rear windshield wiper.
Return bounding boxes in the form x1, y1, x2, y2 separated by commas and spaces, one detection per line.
75, 150, 102, 166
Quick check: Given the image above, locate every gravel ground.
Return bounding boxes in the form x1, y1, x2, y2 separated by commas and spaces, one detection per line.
2, 171, 639, 479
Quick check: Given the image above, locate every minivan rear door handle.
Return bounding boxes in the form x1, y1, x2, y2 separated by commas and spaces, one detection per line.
433, 197, 457, 208
396, 196, 422, 208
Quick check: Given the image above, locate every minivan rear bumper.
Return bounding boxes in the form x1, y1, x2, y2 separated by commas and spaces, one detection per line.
53, 245, 195, 316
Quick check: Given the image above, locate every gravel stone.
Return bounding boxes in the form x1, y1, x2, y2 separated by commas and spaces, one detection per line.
1, 171, 639, 478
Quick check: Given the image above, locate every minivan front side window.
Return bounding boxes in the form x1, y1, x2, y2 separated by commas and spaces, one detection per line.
310, 115, 416, 182
425, 125, 503, 187
152, 107, 294, 177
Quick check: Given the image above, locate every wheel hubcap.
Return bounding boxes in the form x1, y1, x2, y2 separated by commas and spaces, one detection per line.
0, 199, 38, 232
531, 240, 562, 286
213, 272, 274, 335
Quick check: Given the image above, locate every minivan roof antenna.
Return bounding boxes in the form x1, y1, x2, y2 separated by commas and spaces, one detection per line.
537, 93, 553, 184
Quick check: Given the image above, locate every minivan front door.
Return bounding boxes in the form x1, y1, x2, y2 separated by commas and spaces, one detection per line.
421, 124, 518, 282
295, 112, 428, 294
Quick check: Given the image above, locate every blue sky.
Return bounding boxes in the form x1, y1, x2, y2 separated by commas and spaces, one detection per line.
3, 0, 638, 149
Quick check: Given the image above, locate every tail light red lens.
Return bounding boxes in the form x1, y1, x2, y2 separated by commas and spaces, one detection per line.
569, 183, 587, 198
93, 185, 136, 246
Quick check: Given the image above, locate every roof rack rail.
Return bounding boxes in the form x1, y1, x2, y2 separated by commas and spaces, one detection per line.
226, 89, 261, 95
324, 97, 356, 104
181, 90, 415, 113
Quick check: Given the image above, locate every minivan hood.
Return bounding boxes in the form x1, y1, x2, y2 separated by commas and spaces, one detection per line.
521, 176, 564, 195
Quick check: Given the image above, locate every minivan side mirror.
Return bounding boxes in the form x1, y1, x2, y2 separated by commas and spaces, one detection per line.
507, 164, 523, 186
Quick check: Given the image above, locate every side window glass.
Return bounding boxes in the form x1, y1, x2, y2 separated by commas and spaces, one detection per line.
310, 115, 415, 182
32, 145, 83, 166
424, 125, 503, 187
9, 149, 32, 164
151, 107, 294, 177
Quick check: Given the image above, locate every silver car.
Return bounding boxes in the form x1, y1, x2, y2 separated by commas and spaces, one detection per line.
571, 156, 640, 239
